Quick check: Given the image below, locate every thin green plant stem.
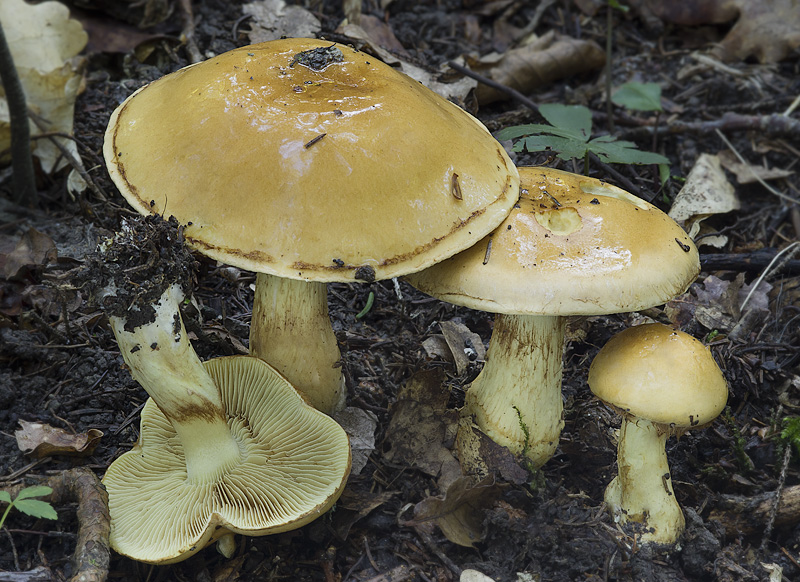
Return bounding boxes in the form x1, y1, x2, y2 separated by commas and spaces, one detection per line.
0, 20, 36, 205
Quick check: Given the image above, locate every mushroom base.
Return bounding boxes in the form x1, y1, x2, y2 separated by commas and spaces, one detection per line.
605, 417, 685, 544
462, 314, 565, 468
250, 273, 345, 414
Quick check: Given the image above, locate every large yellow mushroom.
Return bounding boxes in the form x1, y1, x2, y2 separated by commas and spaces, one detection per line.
103, 38, 519, 413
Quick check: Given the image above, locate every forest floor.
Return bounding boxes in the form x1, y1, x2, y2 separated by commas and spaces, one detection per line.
1, 1, 800, 581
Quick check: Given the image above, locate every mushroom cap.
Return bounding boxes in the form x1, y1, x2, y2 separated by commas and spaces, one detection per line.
104, 38, 518, 282
405, 167, 699, 315
103, 355, 351, 564
588, 323, 728, 427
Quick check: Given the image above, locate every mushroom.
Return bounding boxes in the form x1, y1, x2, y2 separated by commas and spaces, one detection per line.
94, 218, 351, 563
103, 38, 519, 413
405, 167, 700, 467
588, 322, 728, 544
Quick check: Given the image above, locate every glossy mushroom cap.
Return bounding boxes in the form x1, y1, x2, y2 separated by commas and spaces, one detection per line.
104, 38, 519, 282
588, 323, 728, 427
405, 167, 699, 314
103, 355, 351, 564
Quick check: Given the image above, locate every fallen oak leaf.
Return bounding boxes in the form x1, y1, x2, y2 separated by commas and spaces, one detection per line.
647, 0, 800, 63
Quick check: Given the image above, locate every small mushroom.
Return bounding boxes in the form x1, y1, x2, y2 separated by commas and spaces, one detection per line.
103, 38, 519, 414
95, 220, 351, 563
588, 323, 728, 544
405, 167, 700, 467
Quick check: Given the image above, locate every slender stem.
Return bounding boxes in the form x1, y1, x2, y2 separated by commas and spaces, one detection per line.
605, 417, 685, 543
250, 273, 344, 413
110, 284, 241, 483
463, 314, 565, 467
0, 21, 36, 205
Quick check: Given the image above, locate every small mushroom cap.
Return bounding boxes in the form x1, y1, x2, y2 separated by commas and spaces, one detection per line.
405, 167, 699, 315
103, 355, 351, 564
588, 323, 728, 427
104, 38, 518, 282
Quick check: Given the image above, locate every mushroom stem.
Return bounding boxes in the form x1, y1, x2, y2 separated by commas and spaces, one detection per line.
109, 283, 242, 483
605, 417, 685, 544
250, 273, 345, 414
463, 314, 565, 467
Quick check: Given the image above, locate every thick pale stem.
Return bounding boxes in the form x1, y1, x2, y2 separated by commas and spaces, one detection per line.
250, 273, 344, 414
604, 417, 685, 544
463, 314, 565, 468
109, 284, 241, 483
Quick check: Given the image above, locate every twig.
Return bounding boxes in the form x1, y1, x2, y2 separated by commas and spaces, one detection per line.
761, 443, 791, 550
446, 60, 540, 113
0, 20, 36, 205
740, 241, 800, 312
714, 128, 799, 205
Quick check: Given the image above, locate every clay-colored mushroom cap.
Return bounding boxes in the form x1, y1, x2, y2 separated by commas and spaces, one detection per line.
588, 323, 728, 427
405, 167, 699, 315
103, 355, 351, 564
104, 38, 518, 282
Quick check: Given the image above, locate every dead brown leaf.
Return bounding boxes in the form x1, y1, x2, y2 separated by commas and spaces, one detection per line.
648, 0, 800, 63
439, 320, 485, 376
383, 369, 462, 489
407, 475, 501, 547
332, 489, 397, 540
466, 31, 605, 105
456, 417, 530, 485
3, 228, 58, 280
15, 420, 103, 458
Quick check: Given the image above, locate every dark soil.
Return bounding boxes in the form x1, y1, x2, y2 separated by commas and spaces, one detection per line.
2, 1, 800, 581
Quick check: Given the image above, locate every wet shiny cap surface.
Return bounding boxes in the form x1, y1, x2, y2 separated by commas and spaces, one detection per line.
405, 167, 700, 315
104, 38, 519, 282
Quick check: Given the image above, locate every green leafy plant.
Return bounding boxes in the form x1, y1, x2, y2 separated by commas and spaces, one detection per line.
780, 416, 800, 458
0, 485, 58, 529
612, 81, 663, 112
496, 103, 669, 171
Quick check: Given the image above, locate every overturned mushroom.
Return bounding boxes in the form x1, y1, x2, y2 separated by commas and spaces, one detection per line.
406, 167, 700, 467
103, 38, 519, 413
92, 217, 351, 563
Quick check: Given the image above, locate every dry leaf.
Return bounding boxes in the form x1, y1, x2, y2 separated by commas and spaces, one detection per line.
333, 406, 378, 475
647, 0, 800, 63
456, 416, 530, 484
717, 150, 794, 184
0, 0, 88, 174
332, 489, 396, 540
466, 31, 605, 105
668, 153, 740, 245
409, 475, 501, 547
384, 369, 462, 489
3, 228, 58, 280
15, 420, 103, 458
241, 0, 321, 43
336, 23, 477, 104
439, 320, 485, 376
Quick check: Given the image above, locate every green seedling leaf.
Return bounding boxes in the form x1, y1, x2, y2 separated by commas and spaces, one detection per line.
538, 103, 592, 138
498, 102, 669, 180
0, 485, 58, 529
14, 499, 58, 520
612, 81, 663, 112
14, 486, 53, 500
